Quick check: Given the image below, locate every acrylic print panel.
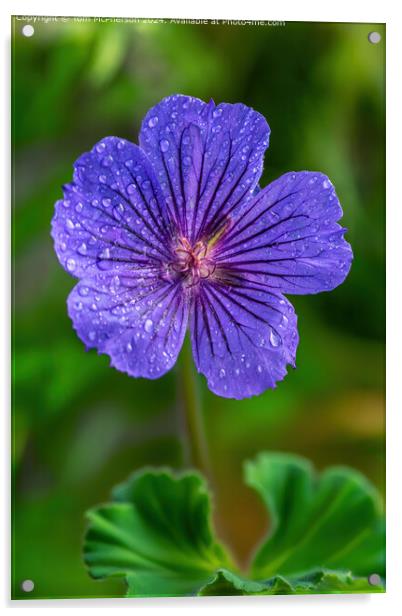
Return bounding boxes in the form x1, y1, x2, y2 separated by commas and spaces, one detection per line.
11, 16, 385, 600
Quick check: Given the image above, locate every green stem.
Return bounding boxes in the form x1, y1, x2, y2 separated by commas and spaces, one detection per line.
177, 336, 211, 479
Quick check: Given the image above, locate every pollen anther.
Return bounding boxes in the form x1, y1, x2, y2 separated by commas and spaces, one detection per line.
172, 237, 215, 285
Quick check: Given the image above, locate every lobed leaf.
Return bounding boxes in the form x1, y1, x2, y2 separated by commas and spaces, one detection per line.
83, 453, 385, 597
84, 468, 232, 597
245, 452, 385, 579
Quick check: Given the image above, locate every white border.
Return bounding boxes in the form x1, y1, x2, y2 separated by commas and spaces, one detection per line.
2, 0, 401, 614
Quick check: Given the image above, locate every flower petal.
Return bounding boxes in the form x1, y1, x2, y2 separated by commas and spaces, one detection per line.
190, 281, 298, 399
51, 137, 173, 279
214, 171, 353, 294
139, 94, 270, 243
68, 273, 189, 379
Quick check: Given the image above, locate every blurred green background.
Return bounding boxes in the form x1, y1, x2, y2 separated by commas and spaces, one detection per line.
12, 17, 385, 599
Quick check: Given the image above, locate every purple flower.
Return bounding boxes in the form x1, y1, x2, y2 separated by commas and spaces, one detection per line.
51, 95, 352, 399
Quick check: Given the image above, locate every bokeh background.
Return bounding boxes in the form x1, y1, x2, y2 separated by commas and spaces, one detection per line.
12, 17, 385, 599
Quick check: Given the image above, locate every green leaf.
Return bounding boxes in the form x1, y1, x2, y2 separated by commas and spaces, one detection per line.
200, 568, 383, 596
83, 454, 385, 597
84, 469, 232, 597
244, 453, 385, 579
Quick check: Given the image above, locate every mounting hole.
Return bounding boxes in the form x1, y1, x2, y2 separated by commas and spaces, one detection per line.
368, 573, 381, 586
22, 24, 35, 38
368, 31, 381, 44
21, 579, 34, 592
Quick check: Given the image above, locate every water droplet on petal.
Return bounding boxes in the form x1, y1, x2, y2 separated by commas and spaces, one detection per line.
160, 139, 170, 152
144, 319, 154, 333
270, 329, 282, 348
148, 116, 159, 128
102, 155, 114, 167
88, 331, 96, 341
78, 242, 87, 255
219, 368, 226, 378
66, 258, 76, 272
102, 198, 112, 208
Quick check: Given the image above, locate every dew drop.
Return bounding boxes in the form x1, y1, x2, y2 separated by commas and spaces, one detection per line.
102, 155, 114, 167
148, 116, 159, 128
144, 319, 154, 333
96, 142, 106, 153
219, 368, 226, 378
66, 219, 75, 230
102, 198, 112, 208
79, 286, 89, 296
109, 278, 120, 295
126, 342, 133, 352
160, 139, 170, 153
88, 331, 96, 341
99, 175, 107, 184
269, 329, 282, 348
78, 242, 87, 255
213, 107, 223, 118
127, 184, 136, 194
66, 258, 76, 272
75, 202, 83, 213
257, 365, 263, 373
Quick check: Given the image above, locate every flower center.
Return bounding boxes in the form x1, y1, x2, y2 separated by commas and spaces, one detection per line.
171, 237, 216, 286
